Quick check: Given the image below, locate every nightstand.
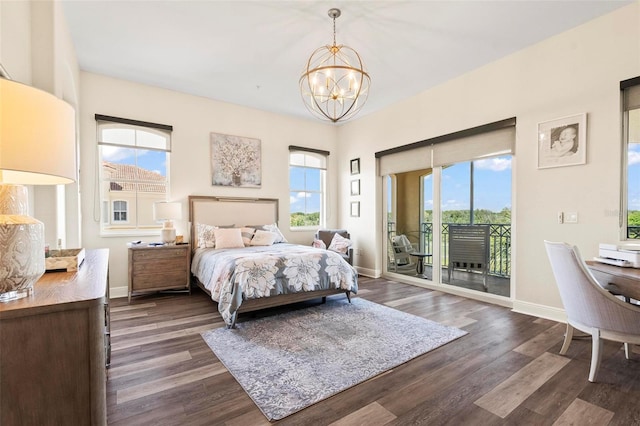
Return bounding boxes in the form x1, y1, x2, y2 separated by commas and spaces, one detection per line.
128, 244, 191, 303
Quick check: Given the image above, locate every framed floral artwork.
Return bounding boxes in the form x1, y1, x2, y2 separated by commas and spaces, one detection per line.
537, 113, 587, 169
210, 132, 261, 187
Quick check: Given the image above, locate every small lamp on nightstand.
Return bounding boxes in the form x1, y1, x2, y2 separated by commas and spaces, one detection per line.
153, 202, 182, 244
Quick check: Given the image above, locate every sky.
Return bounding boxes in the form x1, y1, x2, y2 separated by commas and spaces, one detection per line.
628, 144, 640, 210
413, 156, 512, 214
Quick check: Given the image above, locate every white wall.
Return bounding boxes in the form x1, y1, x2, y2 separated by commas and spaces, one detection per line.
338, 2, 640, 320
79, 73, 338, 296
0, 0, 82, 249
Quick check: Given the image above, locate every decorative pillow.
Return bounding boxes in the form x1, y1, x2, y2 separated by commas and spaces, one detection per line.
250, 230, 278, 246
312, 239, 327, 249
214, 228, 244, 249
196, 223, 218, 248
240, 227, 256, 246
328, 233, 352, 254
263, 223, 288, 243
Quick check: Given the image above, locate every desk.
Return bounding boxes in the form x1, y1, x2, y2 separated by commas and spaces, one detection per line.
586, 260, 640, 301
410, 252, 432, 277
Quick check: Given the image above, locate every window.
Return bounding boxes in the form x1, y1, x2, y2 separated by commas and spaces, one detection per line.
96, 115, 172, 235
289, 146, 328, 228
112, 200, 128, 222
622, 77, 640, 239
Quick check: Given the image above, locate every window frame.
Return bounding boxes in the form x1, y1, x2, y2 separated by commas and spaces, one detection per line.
288, 146, 329, 230
621, 76, 640, 240
96, 115, 173, 237
112, 200, 128, 223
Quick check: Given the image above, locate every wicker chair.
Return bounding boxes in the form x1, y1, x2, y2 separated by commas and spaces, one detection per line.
544, 241, 640, 382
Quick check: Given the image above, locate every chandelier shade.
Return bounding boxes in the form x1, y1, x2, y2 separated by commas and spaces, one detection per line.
300, 8, 370, 123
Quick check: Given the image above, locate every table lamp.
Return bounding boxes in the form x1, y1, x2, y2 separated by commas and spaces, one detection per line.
154, 202, 182, 244
0, 77, 76, 302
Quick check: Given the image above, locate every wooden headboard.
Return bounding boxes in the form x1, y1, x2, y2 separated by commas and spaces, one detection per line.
188, 196, 279, 249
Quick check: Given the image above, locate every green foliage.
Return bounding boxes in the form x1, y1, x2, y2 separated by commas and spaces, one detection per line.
290, 212, 320, 227
629, 210, 640, 226
424, 208, 511, 224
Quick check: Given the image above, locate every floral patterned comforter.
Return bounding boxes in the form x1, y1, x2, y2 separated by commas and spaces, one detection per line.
191, 244, 358, 326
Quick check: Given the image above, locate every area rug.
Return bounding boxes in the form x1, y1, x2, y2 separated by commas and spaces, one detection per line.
200, 297, 467, 421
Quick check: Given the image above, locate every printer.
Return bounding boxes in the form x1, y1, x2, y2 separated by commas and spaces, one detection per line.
594, 243, 640, 268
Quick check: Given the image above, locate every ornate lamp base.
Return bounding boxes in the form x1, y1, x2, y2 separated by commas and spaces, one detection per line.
0, 185, 45, 302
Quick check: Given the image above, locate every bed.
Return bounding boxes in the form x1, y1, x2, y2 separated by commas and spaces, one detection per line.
189, 196, 357, 327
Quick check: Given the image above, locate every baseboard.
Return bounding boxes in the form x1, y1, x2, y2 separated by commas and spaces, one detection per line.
512, 300, 566, 323
354, 266, 380, 278
110, 285, 128, 299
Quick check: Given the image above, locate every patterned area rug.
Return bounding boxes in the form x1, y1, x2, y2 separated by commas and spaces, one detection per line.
201, 297, 467, 421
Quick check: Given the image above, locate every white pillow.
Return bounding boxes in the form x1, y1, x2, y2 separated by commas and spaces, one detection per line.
214, 228, 245, 249
263, 223, 287, 243
312, 239, 327, 249
250, 230, 278, 246
240, 227, 256, 246
197, 223, 218, 248
328, 233, 352, 254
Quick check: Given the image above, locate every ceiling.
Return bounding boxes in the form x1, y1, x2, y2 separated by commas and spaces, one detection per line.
61, 1, 632, 124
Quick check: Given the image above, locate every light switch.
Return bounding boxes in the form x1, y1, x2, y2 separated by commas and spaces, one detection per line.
566, 212, 578, 223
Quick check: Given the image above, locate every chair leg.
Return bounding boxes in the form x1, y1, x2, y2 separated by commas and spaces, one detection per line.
624, 343, 631, 360
559, 323, 574, 355
589, 329, 603, 383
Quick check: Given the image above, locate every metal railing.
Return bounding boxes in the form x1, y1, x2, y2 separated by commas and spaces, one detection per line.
389, 222, 511, 277
628, 226, 640, 239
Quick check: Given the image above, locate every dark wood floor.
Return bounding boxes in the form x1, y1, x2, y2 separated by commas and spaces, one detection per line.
107, 276, 640, 425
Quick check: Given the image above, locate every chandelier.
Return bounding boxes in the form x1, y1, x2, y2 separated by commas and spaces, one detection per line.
300, 8, 371, 123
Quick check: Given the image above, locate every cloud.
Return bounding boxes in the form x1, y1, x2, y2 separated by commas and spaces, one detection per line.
629, 150, 640, 166
475, 157, 511, 171
296, 192, 310, 198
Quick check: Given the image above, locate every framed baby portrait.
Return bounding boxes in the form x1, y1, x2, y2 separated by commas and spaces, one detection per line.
537, 113, 587, 169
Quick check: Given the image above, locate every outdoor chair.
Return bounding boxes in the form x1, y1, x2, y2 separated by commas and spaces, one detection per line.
448, 224, 490, 291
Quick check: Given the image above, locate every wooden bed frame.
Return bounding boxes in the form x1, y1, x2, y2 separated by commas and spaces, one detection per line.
188, 195, 352, 326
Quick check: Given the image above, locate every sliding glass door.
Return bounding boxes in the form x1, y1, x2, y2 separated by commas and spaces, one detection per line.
379, 119, 514, 298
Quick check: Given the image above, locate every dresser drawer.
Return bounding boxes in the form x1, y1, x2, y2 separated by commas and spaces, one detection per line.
132, 247, 188, 261
132, 271, 188, 290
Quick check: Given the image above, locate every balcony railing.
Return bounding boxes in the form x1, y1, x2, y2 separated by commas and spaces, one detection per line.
388, 222, 511, 278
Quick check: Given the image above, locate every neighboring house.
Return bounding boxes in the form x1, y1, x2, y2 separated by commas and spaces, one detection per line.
102, 161, 166, 231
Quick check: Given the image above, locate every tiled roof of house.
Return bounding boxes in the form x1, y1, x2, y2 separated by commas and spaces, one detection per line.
103, 162, 166, 193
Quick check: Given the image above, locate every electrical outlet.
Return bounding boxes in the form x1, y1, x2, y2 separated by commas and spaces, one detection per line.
557, 211, 564, 224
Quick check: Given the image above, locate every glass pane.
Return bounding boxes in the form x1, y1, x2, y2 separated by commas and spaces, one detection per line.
473, 156, 512, 224
441, 159, 511, 297
289, 167, 305, 191
628, 108, 640, 238
136, 149, 167, 178
305, 168, 321, 192
289, 153, 305, 167
442, 162, 471, 224
136, 129, 169, 150
100, 127, 135, 146
304, 154, 323, 168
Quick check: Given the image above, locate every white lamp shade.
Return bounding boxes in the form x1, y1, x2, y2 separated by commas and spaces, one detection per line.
0, 78, 76, 184
153, 202, 182, 221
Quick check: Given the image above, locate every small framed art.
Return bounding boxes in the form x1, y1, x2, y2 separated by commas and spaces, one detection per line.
350, 158, 360, 175
537, 113, 587, 169
350, 201, 360, 217
350, 179, 360, 196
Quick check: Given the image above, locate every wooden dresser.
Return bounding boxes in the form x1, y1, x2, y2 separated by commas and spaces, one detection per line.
0, 248, 109, 425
